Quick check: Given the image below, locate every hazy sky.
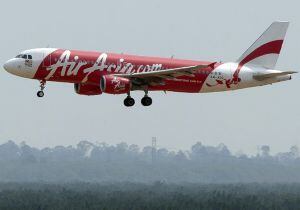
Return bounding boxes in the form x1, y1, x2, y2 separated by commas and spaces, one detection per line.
0, 0, 299, 155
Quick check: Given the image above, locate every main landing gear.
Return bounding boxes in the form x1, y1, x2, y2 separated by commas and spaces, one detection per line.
124, 95, 135, 107
141, 95, 152, 107
37, 80, 46, 98
124, 91, 153, 107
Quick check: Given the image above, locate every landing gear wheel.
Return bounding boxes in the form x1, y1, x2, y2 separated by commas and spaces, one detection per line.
37, 80, 46, 98
124, 97, 135, 107
141, 96, 152, 106
37, 91, 44, 98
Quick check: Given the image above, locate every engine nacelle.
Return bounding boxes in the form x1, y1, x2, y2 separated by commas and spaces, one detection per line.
100, 75, 131, 94
74, 83, 102, 95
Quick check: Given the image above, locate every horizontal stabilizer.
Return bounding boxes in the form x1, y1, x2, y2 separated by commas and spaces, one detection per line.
253, 71, 297, 81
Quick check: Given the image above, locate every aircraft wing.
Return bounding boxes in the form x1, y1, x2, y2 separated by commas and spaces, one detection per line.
114, 63, 214, 86
253, 71, 297, 81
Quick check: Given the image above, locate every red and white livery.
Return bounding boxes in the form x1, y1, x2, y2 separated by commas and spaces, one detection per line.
3, 22, 297, 106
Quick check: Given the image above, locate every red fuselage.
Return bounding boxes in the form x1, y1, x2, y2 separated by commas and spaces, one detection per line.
34, 49, 219, 93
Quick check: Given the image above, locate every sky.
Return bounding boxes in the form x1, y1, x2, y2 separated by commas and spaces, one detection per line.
0, 0, 299, 155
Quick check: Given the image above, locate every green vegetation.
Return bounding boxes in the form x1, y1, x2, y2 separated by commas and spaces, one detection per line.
0, 141, 300, 183
0, 183, 300, 210
1, 141, 300, 209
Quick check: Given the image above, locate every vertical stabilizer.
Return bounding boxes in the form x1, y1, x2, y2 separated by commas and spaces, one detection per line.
237, 21, 289, 69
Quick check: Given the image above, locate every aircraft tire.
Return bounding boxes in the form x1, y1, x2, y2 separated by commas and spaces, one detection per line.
124, 97, 135, 107
37, 91, 45, 98
141, 96, 152, 106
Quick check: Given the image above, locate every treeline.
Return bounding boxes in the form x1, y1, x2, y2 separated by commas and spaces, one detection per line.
0, 183, 300, 210
0, 140, 299, 183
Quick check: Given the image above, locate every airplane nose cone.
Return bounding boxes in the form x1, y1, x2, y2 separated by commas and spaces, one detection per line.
3, 59, 18, 76
3, 59, 14, 73
3, 61, 9, 71
3, 59, 16, 74
3, 58, 35, 79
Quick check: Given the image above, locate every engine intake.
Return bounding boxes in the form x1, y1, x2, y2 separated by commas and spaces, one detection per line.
100, 75, 131, 94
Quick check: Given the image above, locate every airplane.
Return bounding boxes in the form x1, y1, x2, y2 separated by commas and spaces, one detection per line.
3, 21, 297, 107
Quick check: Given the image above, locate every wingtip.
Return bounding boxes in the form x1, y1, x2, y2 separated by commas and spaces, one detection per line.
288, 71, 298, 74
273, 21, 290, 24
284, 71, 298, 75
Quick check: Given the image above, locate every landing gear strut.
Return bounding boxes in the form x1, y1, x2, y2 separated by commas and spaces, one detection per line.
124, 94, 135, 107
141, 90, 152, 106
37, 80, 46, 98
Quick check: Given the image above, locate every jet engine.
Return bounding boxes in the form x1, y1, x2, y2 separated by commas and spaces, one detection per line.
74, 83, 102, 95
100, 75, 131, 94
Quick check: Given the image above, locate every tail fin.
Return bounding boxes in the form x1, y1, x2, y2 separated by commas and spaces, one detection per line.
237, 21, 289, 69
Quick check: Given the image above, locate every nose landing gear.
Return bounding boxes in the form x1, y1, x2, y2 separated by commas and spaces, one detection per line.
37, 91, 44, 98
37, 80, 46, 98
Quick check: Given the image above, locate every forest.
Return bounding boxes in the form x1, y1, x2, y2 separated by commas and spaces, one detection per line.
1, 141, 300, 209
0, 140, 299, 183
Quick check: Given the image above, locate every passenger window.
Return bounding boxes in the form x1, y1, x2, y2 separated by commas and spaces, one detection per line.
22, 55, 27, 59
28, 55, 32, 59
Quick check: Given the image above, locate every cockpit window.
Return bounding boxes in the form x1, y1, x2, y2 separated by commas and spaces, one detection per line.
15, 54, 32, 59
